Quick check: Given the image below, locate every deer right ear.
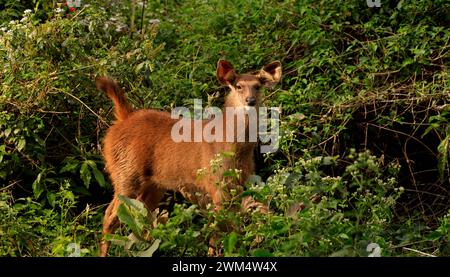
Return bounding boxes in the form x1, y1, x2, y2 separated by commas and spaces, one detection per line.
259, 61, 282, 88
216, 60, 236, 85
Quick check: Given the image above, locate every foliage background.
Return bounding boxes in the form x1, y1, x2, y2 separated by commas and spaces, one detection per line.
0, 0, 448, 256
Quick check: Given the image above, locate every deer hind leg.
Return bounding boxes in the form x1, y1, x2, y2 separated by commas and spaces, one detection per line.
137, 185, 166, 213
99, 175, 141, 257
100, 194, 120, 257
201, 179, 226, 208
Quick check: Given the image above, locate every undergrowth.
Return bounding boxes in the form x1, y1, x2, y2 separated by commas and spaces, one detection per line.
0, 0, 449, 257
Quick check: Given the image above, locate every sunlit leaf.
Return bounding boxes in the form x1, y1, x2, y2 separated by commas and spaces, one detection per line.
135, 239, 161, 257
80, 162, 91, 189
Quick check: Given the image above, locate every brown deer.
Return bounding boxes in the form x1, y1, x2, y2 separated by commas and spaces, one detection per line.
96, 60, 281, 257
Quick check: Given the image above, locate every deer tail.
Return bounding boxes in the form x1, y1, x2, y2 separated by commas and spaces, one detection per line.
96, 77, 133, 121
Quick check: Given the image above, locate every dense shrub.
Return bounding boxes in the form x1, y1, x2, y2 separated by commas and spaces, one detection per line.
0, 0, 448, 256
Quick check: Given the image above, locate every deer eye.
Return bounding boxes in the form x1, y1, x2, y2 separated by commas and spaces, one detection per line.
236, 84, 242, 90
254, 84, 261, 90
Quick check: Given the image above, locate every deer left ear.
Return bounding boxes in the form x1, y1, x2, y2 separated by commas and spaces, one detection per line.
217, 60, 236, 85
259, 61, 282, 88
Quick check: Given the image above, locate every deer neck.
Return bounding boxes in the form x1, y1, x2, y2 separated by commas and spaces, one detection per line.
221, 100, 258, 156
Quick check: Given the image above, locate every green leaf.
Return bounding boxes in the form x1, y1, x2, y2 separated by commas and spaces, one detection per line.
225, 232, 238, 255
329, 247, 354, 257
402, 58, 414, 67
3, 128, 11, 137
118, 195, 148, 216
17, 138, 26, 151
422, 123, 439, 138
47, 192, 56, 207
322, 156, 335, 165
251, 248, 273, 257
80, 161, 92, 189
104, 234, 129, 247
84, 160, 97, 168
117, 195, 148, 237
117, 203, 142, 237
135, 61, 147, 74
426, 230, 443, 241
0, 145, 5, 163
32, 172, 45, 199
284, 173, 301, 186
60, 160, 80, 173
87, 161, 106, 188
136, 239, 161, 257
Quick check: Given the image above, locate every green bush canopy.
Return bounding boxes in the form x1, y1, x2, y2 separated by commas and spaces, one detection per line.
0, 0, 448, 257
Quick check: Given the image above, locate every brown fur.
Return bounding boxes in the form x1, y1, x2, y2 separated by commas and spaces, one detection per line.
96, 77, 134, 121
97, 60, 281, 256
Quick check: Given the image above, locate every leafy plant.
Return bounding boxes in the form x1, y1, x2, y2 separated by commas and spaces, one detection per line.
0, 0, 448, 257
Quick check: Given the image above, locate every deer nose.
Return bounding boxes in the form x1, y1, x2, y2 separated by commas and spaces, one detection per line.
246, 97, 256, 106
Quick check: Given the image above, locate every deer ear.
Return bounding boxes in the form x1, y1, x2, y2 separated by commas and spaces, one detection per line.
259, 61, 282, 88
217, 60, 236, 85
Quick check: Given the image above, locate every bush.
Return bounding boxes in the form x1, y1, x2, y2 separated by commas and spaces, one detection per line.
0, 2, 162, 201
0, 184, 100, 256
0, 0, 448, 257
111, 150, 405, 256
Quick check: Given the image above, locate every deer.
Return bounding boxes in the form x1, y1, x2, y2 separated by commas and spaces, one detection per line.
96, 60, 282, 257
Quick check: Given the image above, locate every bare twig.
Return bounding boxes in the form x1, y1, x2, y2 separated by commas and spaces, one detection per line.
0, 181, 21, 192
366, 123, 435, 155
403, 247, 436, 257
61, 90, 109, 126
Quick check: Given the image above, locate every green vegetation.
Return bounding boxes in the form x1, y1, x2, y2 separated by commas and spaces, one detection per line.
0, 0, 449, 257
